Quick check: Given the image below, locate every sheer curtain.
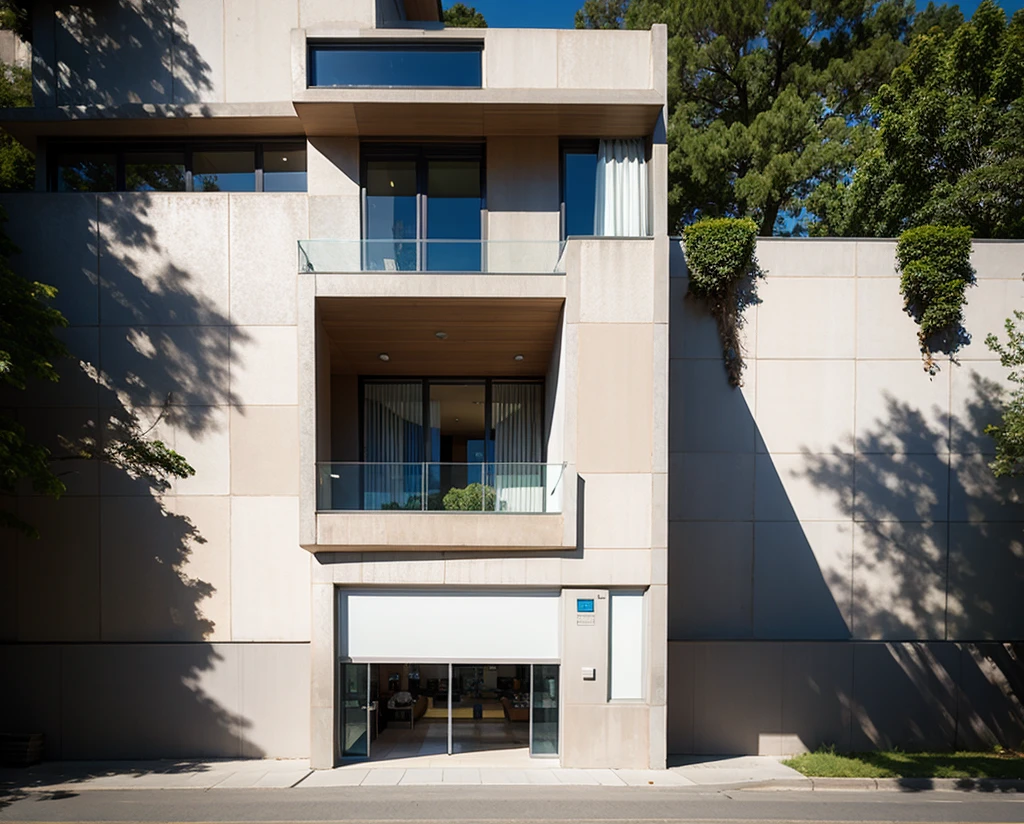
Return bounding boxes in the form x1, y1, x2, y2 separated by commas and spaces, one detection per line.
363, 382, 423, 509
492, 383, 544, 512
593, 138, 649, 237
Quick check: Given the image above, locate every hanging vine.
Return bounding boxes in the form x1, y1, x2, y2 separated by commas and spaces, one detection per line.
682, 217, 762, 387
896, 225, 976, 374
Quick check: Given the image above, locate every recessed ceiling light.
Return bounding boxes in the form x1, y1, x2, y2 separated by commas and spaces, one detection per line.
378, 353, 390, 362
435, 331, 448, 339
513, 354, 524, 361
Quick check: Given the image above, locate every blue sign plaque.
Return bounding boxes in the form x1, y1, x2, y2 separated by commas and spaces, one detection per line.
576, 598, 595, 613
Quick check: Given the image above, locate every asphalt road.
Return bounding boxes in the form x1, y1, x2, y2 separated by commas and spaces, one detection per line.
2, 787, 1024, 824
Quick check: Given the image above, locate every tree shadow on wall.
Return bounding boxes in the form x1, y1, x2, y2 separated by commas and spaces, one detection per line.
798, 371, 1024, 751
0, 186, 260, 774
45, 0, 213, 107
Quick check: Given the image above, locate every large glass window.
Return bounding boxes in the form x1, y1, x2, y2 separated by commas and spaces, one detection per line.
309, 42, 483, 88
362, 145, 483, 272
562, 143, 598, 238
531, 664, 559, 756
54, 152, 117, 192
48, 141, 307, 192
192, 150, 256, 192
125, 151, 186, 192
263, 143, 308, 192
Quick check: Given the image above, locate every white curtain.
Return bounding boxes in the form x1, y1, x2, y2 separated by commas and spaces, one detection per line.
363, 382, 424, 509
492, 383, 544, 513
593, 138, 649, 237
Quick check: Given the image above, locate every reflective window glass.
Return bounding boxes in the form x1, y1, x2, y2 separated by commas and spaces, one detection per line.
310, 44, 482, 88
365, 159, 418, 271
192, 150, 256, 192
425, 159, 481, 272
263, 144, 307, 192
125, 151, 186, 192
55, 153, 116, 192
563, 150, 597, 237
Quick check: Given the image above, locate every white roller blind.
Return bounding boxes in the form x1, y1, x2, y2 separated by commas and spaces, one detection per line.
339, 591, 560, 661
609, 591, 644, 700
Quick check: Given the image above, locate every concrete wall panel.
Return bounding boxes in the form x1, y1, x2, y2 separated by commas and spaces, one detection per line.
0, 193, 98, 326
670, 359, 756, 454
780, 643, 853, 753
755, 360, 854, 454
556, 30, 651, 90
229, 195, 307, 325
224, 0, 297, 102
173, 0, 225, 102
485, 29, 557, 89
756, 278, 855, 359
240, 642, 311, 757
576, 323, 653, 474
230, 496, 309, 641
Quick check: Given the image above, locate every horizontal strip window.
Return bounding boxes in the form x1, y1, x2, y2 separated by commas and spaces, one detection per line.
309, 41, 483, 88
48, 141, 307, 193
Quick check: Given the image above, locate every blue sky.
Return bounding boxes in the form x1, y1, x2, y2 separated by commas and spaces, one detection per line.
446, 0, 1023, 28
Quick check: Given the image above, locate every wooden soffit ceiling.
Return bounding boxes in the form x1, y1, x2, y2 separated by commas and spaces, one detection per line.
320, 297, 564, 377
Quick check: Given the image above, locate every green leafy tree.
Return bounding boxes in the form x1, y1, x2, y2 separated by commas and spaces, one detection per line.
0, 64, 34, 192
985, 304, 1024, 478
0, 212, 195, 537
622, 0, 913, 235
575, 0, 629, 29
443, 2, 486, 27
813, 0, 1024, 238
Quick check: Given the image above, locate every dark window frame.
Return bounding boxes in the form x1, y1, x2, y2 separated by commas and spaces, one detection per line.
47, 138, 308, 193
359, 142, 487, 271
559, 139, 599, 241
308, 40, 484, 89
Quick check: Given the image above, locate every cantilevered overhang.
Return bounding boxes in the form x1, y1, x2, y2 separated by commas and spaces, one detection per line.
0, 102, 302, 151
292, 87, 664, 138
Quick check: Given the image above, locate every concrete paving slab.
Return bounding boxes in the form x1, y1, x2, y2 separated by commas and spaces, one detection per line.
480, 769, 531, 785
615, 770, 696, 787
553, 769, 601, 785
360, 769, 406, 786
210, 771, 271, 789
442, 768, 481, 784
254, 769, 313, 788
671, 755, 805, 786
524, 770, 562, 785
590, 769, 628, 786
295, 768, 371, 787
398, 769, 444, 785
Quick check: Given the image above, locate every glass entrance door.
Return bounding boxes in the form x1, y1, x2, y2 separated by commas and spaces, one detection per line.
339, 662, 370, 759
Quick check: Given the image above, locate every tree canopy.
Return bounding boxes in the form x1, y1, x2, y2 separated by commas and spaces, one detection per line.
0, 213, 195, 538
810, 0, 1024, 238
575, 0, 629, 29
443, 3, 487, 27
614, 0, 915, 235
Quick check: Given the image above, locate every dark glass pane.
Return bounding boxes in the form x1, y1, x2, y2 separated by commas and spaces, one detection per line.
365, 160, 418, 271
310, 45, 482, 88
564, 151, 597, 237
426, 159, 481, 272
339, 663, 369, 758
531, 664, 559, 755
193, 150, 255, 192
125, 151, 186, 192
55, 153, 116, 192
263, 144, 307, 192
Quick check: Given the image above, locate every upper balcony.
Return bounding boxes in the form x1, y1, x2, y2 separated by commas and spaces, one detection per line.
292, 28, 666, 138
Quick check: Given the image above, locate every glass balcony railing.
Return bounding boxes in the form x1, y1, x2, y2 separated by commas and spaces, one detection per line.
316, 462, 566, 514
298, 239, 567, 274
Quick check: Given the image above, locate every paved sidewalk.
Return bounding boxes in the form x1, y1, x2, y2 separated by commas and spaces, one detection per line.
1, 755, 805, 791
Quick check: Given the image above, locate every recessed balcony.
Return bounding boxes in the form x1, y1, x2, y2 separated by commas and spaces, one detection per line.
298, 239, 566, 275
317, 461, 566, 513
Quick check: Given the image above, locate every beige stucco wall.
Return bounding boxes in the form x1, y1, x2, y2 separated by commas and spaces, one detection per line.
0, 191, 311, 759
667, 238, 1024, 755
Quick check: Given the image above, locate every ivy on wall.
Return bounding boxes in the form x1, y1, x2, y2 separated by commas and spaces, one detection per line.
682, 217, 762, 387
895, 225, 976, 373
985, 302, 1024, 478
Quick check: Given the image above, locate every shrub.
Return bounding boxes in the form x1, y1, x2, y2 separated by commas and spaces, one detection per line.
896, 225, 976, 372
682, 217, 762, 387
443, 483, 497, 511
985, 303, 1024, 478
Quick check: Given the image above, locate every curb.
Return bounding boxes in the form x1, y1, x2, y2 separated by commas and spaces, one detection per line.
737, 776, 1024, 793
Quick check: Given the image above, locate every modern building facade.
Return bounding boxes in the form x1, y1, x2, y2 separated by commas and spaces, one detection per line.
1, 0, 1022, 769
